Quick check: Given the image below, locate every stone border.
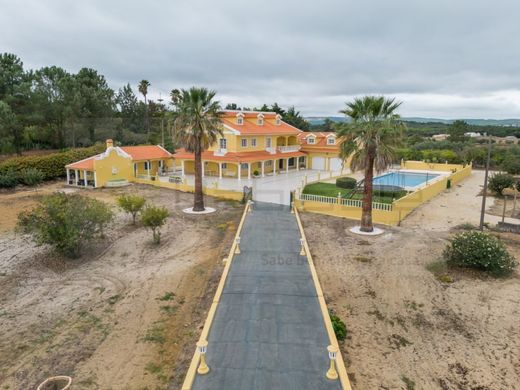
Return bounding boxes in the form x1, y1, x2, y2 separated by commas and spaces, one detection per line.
181, 202, 250, 390
182, 207, 216, 215
294, 206, 353, 390
349, 226, 384, 236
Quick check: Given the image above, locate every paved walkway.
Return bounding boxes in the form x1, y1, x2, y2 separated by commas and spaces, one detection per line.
192, 202, 341, 390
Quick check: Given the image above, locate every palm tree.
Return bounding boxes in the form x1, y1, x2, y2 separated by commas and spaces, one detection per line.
174, 87, 222, 211
138, 80, 151, 137
337, 96, 404, 232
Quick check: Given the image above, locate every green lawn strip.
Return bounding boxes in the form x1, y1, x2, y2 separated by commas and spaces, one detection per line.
302, 182, 399, 204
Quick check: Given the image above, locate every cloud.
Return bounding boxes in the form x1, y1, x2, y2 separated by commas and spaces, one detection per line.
1, 0, 520, 117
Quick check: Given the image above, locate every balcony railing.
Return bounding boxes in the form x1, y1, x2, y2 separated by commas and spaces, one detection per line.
265, 147, 277, 154
214, 148, 228, 156
277, 145, 301, 153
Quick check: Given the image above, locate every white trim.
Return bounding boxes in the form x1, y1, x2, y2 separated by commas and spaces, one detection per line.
94, 146, 132, 161
222, 124, 241, 135
65, 155, 98, 169
156, 144, 173, 156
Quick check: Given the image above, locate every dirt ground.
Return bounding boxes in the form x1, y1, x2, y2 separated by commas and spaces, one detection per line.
0, 183, 243, 390
301, 170, 520, 390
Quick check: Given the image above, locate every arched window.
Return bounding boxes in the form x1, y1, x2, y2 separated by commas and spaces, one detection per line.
275, 114, 282, 126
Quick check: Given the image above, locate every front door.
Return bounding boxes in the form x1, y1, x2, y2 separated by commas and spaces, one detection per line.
278, 159, 284, 169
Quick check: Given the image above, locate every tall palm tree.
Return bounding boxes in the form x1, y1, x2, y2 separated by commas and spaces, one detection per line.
138, 80, 150, 137
174, 87, 222, 211
338, 96, 404, 232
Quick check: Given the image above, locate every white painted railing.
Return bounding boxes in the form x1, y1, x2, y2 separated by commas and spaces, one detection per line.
277, 145, 301, 153
265, 147, 277, 154
214, 148, 228, 156
299, 193, 393, 211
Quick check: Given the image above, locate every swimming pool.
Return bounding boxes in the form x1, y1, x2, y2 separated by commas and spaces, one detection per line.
373, 171, 440, 189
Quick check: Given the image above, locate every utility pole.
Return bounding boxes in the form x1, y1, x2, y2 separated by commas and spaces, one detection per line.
158, 96, 164, 147
479, 134, 492, 230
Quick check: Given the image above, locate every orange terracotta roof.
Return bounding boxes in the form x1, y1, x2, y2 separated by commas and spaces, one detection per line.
120, 145, 172, 161
173, 148, 305, 163
297, 131, 340, 150
220, 110, 278, 119
66, 156, 96, 170
221, 117, 301, 136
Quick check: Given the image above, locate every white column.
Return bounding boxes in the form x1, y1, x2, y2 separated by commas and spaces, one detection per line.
238, 163, 241, 181
147, 161, 150, 177
66, 169, 70, 184
94, 172, 98, 188
286, 158, 289, 173
75, 170, 79, 185
84, 170, 88, 187
181, 160, 185, 176
261, 161, 265, 177
296, 158, 300, 171
247, 163, 251, 180
219, 162, 222, 179
202, 161, 205, 178
273, 160, 277, 175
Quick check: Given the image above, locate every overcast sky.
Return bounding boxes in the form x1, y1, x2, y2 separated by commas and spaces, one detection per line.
1, 0, 520, 118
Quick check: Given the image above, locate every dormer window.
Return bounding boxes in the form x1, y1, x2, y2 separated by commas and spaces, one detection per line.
327, 136, 336, 145
307, 135, 316, 144
236, 112, 244, 125
275, 114, 282, 126
257, 113, 264, 126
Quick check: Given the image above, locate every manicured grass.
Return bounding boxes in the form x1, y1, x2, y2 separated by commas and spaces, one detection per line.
302, 182, 403, 204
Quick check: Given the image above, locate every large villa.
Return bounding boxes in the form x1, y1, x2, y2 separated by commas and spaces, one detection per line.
65, 110, 344, 204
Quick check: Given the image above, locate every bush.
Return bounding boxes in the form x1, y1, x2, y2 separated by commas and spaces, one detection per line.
117, 194, 146, 224
371, 188, 407, 199
336, 177, 357, 189
502, 156, 520, 175
329, 311, 347, 341
0, 170, 18, 188
488, 173, 514, 196
17, 192, 113, 258
19, 168, 44, 186
443, 231, 517, 276
141, 205, 169, 244
0, 144, 105, 181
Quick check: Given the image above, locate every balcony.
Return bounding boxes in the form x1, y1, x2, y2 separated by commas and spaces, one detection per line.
214, 148, 228, 156
265, 147, 277, 154
277, 145, 301, 153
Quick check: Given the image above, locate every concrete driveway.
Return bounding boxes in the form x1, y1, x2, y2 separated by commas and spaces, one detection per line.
181, 169, 344, 205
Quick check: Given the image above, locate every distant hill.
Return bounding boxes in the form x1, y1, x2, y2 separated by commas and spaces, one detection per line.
306, 116, 520, 127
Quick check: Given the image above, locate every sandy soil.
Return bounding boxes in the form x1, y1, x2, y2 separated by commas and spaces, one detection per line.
0, 183, 243, 390
301, 170, 520, 390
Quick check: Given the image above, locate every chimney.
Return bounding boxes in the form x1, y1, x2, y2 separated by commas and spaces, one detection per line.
106, 139, 114, 149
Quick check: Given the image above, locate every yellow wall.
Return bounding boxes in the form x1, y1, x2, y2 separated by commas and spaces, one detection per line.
401, 160, 471, 172
93, 148, 133, 187
296, 163, 472, 226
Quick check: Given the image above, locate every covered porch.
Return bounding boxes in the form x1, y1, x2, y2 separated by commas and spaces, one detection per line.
66, 168, 96, 188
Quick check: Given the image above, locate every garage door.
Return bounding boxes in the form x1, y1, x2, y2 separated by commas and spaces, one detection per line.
312, 157, 325, 170
329, 157, 343, 172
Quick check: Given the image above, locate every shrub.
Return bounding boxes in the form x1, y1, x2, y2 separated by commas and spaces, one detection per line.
117, 194, 146, 224
488, 173, 514, 196
17, 192, 113, 258
329, 312, 347, 341
502, 154, 520, 175
0, 144, 104, 181
141, 205, 169, 244
336, 177, 357, 189
443, 231, 517, 276
0, 170, 18, 188
371, 188, 407, 199
19, 168, 44, 186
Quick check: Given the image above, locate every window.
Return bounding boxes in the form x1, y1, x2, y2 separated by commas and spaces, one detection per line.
307, 137, 316, 144
144, 161, 150, 170
257, 114, 264, 125
327, 137, 335, 145
251, 138, 257, 147
275, 115, 282, 126
266, 137, 272, 148
241, 138, 248, 147
237, 117, 243, 125
265, 160, 272, 167
222, 163, 227, 169
219, 138, 227, 149
240, 163, 248, 169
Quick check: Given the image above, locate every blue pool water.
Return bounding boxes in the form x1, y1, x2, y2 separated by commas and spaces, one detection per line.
373, 171, 439, 188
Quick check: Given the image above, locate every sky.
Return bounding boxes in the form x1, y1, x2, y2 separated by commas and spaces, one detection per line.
1, 0, 520, 118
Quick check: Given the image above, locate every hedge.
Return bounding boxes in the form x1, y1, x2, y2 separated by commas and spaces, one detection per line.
336, 177, 357, 189
0, 144, 105, 181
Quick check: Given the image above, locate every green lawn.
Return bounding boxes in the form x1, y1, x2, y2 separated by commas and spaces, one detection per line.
301, 182, 405, 204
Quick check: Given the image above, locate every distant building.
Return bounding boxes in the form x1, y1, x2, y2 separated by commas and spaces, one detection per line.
464, 132, 482, 138
431, 134, 449, 141
495, 135, 519, 144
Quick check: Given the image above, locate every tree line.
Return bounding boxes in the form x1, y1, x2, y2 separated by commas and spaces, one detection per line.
0, 53, 312, 156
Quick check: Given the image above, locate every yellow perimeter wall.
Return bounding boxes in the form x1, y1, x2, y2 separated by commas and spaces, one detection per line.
295, 163, 472, 226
